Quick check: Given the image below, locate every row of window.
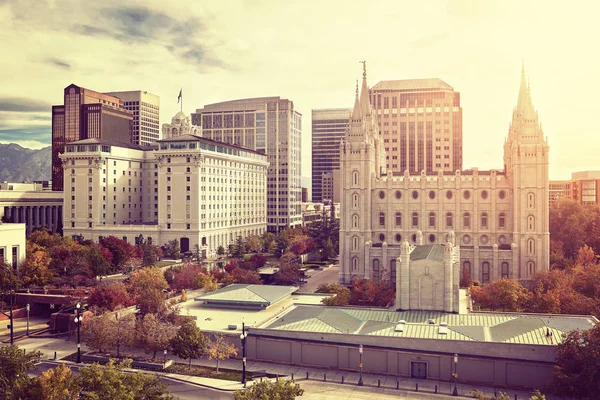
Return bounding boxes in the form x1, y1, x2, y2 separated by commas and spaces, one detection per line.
352, 211, 520, 230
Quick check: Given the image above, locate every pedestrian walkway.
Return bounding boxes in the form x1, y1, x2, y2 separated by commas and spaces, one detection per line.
12, 336, 554, 399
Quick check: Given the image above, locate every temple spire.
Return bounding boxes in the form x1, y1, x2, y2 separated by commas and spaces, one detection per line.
352, 79, 362, 120
359, 60, 370, 115
516, 62, 536, 120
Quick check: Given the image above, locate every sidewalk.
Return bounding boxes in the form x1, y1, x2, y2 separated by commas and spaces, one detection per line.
13, 336, 552, 399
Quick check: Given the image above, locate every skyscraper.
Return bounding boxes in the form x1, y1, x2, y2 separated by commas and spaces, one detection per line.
192, 97, 302, 232
105, 91, 160, 145
311, 108, 351, 203
369, 79, 462, 174
51, 84, 133, 191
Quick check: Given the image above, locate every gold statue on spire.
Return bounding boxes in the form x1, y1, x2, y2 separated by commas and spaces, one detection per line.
359, 60, 366, 77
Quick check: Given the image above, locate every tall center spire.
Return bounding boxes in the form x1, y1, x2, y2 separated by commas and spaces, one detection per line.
516, 62, 536, 120
352, 79, 362, 120
359, 60, 370, 115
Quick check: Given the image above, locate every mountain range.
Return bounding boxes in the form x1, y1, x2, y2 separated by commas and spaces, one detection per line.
0, 143, 51, 183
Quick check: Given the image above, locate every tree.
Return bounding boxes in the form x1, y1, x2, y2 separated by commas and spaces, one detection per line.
37, 363, 81, 400
349, 278, 395, 307
87, 282, 135, 312
273, 263, 301, 285
137, 313, 178, 359
170, 321, 208, 368
470, 279, 530, 312
193, 272, 218, 292
109, 310, 136, 357
230, 267, 262, 284
101, 236, 138, 271
217, 245, 225, 256
317, 283, 351, 306
206, 334, 237, 373
234, 379, 304, 400
261, 232, 276, 253
164, 239, 181, 259
549, 199, 596, 260
171, 264, 203, 291
86, 244, 112, 278
82, 313, 114, 354
0, 345, 42, 399
245, 235, 263, 254
577, 244, 597, 266
471, 390, 511, 400
129, 267, 170, 316
233, 236, 246, 258
551, 324, 600, 399
20, 242, 54, 287
249, 253, 267, 270
139, 239, 161, 267
77, 359, 173, 400
321, 238, 335, 262
29, 228, 69, 249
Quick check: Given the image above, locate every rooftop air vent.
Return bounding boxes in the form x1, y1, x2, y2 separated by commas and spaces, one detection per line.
438, 322, 448, 335
394, 320, 406, 332
427, 319, 435, 325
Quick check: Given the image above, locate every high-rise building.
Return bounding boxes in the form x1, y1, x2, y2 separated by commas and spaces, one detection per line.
311, 108, 351, 203
340, 64, 549, 285
192, 97, 302, 232
105, 91, 160, 146
52, 84, 133, 191
369, 79, 462, 174
60, 117, 268, 258
549, 171, 600, 206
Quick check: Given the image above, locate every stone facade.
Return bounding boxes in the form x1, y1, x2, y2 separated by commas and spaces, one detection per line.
340, 64, 549, 286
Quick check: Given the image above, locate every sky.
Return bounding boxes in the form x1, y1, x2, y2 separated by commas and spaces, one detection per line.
0, 0, 599, 181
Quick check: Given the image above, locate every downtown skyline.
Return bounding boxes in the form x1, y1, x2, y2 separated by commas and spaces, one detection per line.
0, 0, 599, 180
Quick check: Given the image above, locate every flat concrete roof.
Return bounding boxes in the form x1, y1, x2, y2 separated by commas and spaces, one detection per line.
263, 305, 597, 346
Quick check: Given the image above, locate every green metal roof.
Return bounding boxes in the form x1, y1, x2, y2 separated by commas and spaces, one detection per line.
263, 305, 596, 346
410, 244, 445, 262
196, 284, 297, 306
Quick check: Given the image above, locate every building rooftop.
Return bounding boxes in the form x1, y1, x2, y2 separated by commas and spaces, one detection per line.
66, 138, 146, 151
410, 244, 445, 262
157, 134, 267, 157
263, 305, 596, 345
195, 284, 298, 307
372, 78, 454, 92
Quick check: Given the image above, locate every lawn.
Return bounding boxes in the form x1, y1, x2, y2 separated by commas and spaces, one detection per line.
154, 260, 178, 268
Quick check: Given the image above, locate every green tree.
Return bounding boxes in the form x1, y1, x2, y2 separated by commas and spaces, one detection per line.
234, 379, 304, 400
551, 324, 600, 399
0, 345, 42, 399
245, 234, 263, 254
261, 232, 276, 253
77, 359, 173, 400
206, 334, 238, 373
164, 239, 181, 259
19, 242, 54, 287
217, 245, 225, 256
140, 240, 162, 267
82, 313, 114, 354
109, 310, 136, 357
170, 321, 208, 368
233, 236, 246, 258
86, 244, 112, 278
317, 283, 351, 306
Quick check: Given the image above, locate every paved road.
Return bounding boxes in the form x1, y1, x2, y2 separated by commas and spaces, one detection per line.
299, 265, 340, 293
31, 362, 233, 400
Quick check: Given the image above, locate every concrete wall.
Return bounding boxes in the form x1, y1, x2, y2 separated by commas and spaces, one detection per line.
245, 329, 556, 390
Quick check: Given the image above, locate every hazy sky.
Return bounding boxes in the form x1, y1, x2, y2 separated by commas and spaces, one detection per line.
0, 0, 598, 180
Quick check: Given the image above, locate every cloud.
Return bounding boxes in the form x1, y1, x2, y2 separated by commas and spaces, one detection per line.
0, 97, 51, 113
0, 127, 51, 144
46, 57, 71, 69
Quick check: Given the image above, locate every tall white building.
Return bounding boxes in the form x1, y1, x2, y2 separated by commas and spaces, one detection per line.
192, 97, 302, 233
339, 64, 549, 285
106, 91, 160, 146
60, 123, 268, 257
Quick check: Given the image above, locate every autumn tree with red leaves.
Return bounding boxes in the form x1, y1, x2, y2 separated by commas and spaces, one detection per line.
87, 282, 135, 312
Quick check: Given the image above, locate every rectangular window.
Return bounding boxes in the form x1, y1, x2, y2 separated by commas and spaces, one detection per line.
11, 246, 18, 268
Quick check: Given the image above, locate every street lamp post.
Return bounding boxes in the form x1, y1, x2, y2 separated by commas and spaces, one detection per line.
26, 304, 30, 336
74, 303, 82, 363
163, 349, 168, 364
358, 344, 364, 386
452, 353, 458, 396
240, 320, 247, 387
